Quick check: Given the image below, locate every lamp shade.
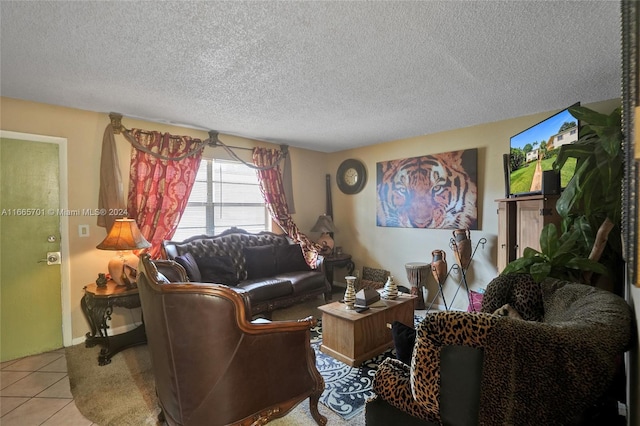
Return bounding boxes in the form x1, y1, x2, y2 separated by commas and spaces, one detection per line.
96, 218, 151, 250
310, 215, 335, 233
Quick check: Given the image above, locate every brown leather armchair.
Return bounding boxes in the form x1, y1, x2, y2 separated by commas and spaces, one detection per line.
137, 254, 327, 426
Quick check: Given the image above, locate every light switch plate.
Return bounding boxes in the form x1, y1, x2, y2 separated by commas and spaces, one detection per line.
79, 224, 90, 237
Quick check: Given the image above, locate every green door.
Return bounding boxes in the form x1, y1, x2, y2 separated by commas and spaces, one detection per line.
0, 137, 62, 361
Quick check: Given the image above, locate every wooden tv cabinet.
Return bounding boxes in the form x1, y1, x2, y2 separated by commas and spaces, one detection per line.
496, 194, 562, 273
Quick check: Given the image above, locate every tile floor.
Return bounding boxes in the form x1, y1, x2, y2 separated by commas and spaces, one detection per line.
1, 348, 95, 426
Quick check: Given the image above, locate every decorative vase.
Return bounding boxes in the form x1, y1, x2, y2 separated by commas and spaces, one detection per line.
382, 275, 398, 300
431, 249, 447, 285
451, 228, 472, 268
344, 276, 357, 309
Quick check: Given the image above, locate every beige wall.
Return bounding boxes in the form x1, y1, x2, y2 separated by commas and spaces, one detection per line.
326, 98, 621, 310
0, 96, 622, 340
0, 97, 326, 343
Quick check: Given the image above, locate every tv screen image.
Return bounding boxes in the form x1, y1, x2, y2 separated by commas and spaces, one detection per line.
509, 105, 579, 197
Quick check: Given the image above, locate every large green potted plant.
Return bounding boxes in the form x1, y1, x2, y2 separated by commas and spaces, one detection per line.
502, 105, 624, 287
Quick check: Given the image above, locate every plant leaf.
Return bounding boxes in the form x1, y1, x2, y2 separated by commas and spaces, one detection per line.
522, 246, 542, 258
529, 262, 551, 282
565, 258, 608, 274
570, 217, 594, 255
501, 256, 539, 275
555, 230, 580, 258
568, 106, 610, 127
539, 223, 559, 256
597, 126, 622, 157
556, 159, 596, 218
554, 141, 598, 171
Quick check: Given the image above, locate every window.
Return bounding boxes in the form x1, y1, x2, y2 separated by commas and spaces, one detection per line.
173, 159, 269, 241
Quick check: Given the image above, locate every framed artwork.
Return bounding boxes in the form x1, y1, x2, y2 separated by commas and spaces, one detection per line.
376, 148, 478, 229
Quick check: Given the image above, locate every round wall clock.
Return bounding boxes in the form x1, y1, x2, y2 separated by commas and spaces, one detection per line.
337, 159, 367, 194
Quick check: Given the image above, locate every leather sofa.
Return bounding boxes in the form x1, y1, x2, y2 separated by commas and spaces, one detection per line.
138, 254, 327, 426
162, 227, 331, 316
366, 274, 633, 425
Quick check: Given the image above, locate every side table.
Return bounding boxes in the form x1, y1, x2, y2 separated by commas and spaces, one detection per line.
81, 280, 147, 366
324, 253, 355, 288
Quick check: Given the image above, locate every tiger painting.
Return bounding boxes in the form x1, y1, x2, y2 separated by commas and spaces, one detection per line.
376, 149, 478, 229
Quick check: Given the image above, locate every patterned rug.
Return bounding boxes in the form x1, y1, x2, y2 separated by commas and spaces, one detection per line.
309, 316, 421, 420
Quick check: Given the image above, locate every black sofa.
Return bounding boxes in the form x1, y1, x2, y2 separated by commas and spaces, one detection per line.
161, 227, 331, 316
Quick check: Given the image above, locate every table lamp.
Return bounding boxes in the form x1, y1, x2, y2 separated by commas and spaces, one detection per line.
96, 218, 151, 288
311, 214, 335, 256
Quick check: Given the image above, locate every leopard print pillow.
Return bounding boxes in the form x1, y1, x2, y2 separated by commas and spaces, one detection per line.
482, 274, 543, 321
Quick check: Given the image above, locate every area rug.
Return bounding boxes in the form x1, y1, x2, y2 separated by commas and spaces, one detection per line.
66, 343, 160, 426
310, 320, 395, 420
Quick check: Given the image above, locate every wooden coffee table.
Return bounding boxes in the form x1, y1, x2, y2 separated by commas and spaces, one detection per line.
318, 293, 416, 366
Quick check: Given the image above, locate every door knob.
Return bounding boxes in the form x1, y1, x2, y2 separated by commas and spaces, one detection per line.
38, 252, 61, 265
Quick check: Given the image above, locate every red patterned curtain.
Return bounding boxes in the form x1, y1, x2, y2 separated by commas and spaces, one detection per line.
252, 147, 320, 267
126, 130, 203, 258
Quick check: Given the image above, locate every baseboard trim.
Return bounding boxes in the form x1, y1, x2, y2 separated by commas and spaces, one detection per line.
70, 322, 142, 347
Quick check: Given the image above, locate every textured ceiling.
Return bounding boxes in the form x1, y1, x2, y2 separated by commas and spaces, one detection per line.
0, 1, 621, 153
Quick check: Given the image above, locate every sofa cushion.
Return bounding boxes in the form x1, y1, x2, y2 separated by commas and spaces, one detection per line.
195, 255, 239, 286
276, 244, 310, 273
174, 252, 202, 282
275, 271, 326, 294
237, 278, 293, 302
481, 274, 543, 321
244, 245, 277, 279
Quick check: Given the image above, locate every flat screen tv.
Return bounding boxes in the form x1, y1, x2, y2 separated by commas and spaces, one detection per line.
508, 103, 579, 197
